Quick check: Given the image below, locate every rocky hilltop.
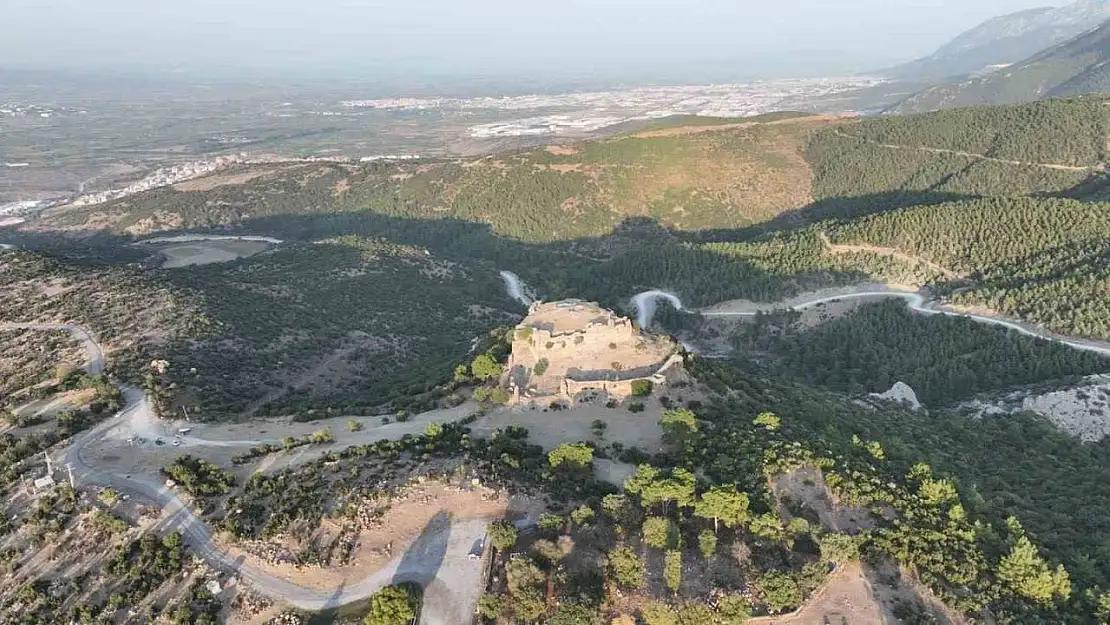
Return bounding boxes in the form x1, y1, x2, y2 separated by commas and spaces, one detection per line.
504, 299, 681, 404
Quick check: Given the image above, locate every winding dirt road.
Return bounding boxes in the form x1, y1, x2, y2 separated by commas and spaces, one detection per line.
3, 323, 489, 622
832, 129, 1104, 173
816, 232, 962, 280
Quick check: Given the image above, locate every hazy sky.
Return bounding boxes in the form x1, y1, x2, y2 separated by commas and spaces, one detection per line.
0, 0, 1060, 82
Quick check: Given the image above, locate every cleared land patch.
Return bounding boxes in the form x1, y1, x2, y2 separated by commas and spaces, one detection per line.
154, 239, 274, 268
172, 168, 280, 192
470, 398, 669, 453
218, 481, 508, 592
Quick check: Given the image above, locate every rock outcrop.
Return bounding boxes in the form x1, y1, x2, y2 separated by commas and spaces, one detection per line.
869, 382, 923, 410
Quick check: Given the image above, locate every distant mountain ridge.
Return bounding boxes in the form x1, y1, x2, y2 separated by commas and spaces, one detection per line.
888, 19, 1110, 113
883, 0, 1110, 81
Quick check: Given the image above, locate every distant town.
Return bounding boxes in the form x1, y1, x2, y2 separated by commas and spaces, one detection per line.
0, 103, 84, 118
342, 76, 884, 138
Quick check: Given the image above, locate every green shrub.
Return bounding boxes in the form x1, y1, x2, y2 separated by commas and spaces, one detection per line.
534, 359, 549, 376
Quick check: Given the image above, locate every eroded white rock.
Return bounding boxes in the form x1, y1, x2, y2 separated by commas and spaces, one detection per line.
869, 381, 922, 410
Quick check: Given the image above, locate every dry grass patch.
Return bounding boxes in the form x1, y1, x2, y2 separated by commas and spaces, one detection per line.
545, 145, 580, 155
173, 168, 278, 192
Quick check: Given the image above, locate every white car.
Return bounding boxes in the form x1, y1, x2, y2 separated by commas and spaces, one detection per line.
172, 440, 182, 447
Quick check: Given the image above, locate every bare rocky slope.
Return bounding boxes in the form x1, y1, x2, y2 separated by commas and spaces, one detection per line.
883, 0, 1110, 82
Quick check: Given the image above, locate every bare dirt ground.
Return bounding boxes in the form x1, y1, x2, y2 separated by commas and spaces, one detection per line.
594, 458, 638, 486
470, 398, 667, 453
747, 561, 884, 625
631, 114, 848, 139
793, 296, 890, 329
761, 467, 962, 625
14, 388, 95, 421
747, 561, 961, 625
155, 239, 273, 268
545, 145, 580, 155
771, 467, 873, 534
218, 482, 510, 591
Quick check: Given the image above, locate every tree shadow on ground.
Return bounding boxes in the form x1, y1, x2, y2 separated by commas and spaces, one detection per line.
392, 510, 451, 588
861, 560, 958, 625
304, 512, 450, 624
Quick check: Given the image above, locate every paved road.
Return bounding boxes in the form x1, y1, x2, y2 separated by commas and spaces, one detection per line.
6, 323, 489, 622
1, 322, 105, 375
499, 270, 536, 307
636, 288, 1110, 357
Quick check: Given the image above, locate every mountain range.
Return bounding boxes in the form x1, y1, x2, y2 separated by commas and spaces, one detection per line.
890, 17, 1110, 113
883, 0, 1110, 81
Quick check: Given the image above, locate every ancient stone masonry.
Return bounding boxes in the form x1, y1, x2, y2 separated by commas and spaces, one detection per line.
504, 299, 679, 403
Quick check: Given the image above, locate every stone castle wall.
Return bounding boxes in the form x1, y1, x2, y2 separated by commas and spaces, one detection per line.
562, 353, 684, 399
504, 299, 679, 403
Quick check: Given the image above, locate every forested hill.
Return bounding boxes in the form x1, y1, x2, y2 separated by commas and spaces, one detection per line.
14, 96, 1110, 348
30, 99, 1110, 242
807, 97, 1109, 215
890, 20, 1110, 114
33, 112, 832, 243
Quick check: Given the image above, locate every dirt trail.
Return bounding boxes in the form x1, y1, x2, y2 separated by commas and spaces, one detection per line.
833, 129, 1103, 172
817, 231, 962, 279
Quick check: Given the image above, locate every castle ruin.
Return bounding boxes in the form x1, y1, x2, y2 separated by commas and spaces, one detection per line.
504, 299, 681, 404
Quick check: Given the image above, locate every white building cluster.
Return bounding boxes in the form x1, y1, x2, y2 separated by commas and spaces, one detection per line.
69, 154, 259, 207
0, 103, 84, 118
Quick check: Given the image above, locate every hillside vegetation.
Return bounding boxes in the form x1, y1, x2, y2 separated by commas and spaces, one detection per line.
10, 97, 1110, 416
735, 300, 1110, 405
41, 113, 830, 242
693, 360, 1110, 623
202, 359, 1110, 623
6, 98, 1110, 624
0, 242, 518, 420
829, 197, 1110, 338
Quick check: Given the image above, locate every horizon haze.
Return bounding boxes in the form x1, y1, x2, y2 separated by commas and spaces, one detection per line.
1, 0, 1061, 84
